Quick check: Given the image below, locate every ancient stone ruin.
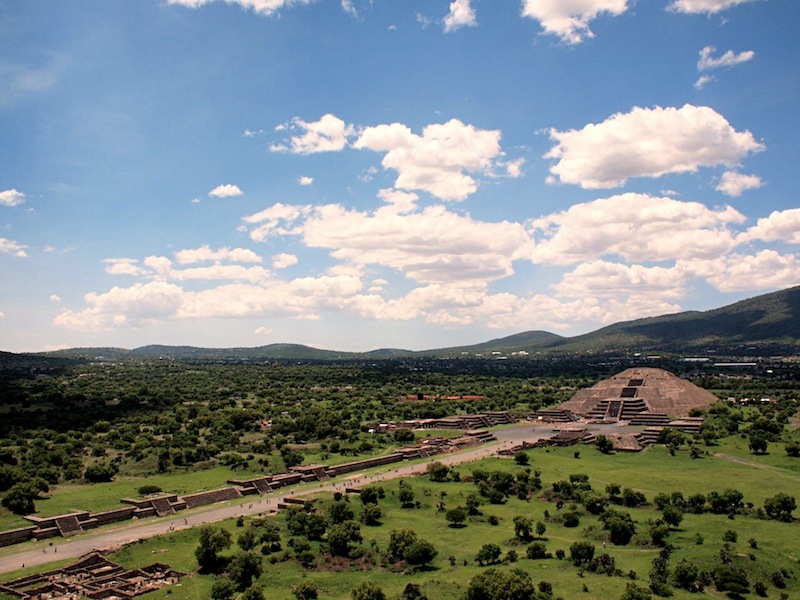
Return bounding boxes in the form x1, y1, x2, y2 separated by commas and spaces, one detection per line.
557, 367, 717, 422
0, 552, 184, 599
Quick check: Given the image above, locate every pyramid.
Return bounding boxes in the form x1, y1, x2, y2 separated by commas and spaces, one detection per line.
558, 367, 718, 420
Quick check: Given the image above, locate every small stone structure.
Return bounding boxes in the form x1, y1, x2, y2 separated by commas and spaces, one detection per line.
0, 552, 184, 599
0, 428, 501, 548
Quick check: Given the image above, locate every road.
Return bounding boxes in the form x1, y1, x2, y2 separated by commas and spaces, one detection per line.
0, 422, 621, 576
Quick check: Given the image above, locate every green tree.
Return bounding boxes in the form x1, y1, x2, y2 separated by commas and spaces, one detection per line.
749, 432, 768, 455
445, 507, 467, 527
514, 451, 530, 465
1, 482, 40, 514
672, 559, 700, 592
513, 515, 533, 541
238, 528, 258, 551
535, 521, 546, 538
595, 435, 614, 454
426, 461, 450, 482
83, 461, 118, 482
620, 582, 652, 600
399, 482, 415, 507
211, 577, 236, 600
361, 503, 382, 526
388, 528, 418, 560
714, 566, 749, 596
604, 513, 635, 545
763, 492, 797, 522
785, 441, 800, 457
329, 500, 355, 524
241, 584, 265, 600
404, 539, 438, 568
360, 485, 382, 505
569, 541, 595, 566
465, 568, 536, 600
292, 580, 320, 600
401, 583, 428, 600
227, 551, 263, 591
328, 520, 362, 557
195, 526, 233, 573
475, 543, 502, 566
662, 505, 684, 529
351, 581, 386, 600
526, 542, 548, 560
394, 428, 415, 443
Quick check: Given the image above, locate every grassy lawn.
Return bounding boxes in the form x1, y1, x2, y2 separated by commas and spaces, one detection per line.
109, 442, 800, 600
2, 437, 799, 600
0, 438, 447, 530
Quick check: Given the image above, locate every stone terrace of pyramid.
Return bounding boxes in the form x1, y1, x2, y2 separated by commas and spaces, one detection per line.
558, 367, 718, 420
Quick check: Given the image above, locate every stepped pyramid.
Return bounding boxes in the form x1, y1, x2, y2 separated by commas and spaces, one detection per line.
558, 367, 717, 420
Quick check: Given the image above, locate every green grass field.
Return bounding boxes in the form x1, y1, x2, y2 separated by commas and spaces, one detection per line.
2, 439, 799, 600
0, 436, 463, 531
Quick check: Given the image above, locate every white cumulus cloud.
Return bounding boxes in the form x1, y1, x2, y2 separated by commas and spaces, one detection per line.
681, 250, 800, 293
693, 74, 714, 90
174, 245, 262, 264
271, 114, 355, 154
354, 118, 507, 201
545, 104, 764, 188
715, 171, 763, 197
669, 0, 756, 14
272, 253, 298, 269
739, 208, 800, 245
521, 0, 628, 44
298, 176, 314, 186
529, 193, 745, 265
242, 201, 536, 285
0, 238, 28, 258
166, 0, 314, 17
0, 189, 26, 207
443, 0, 477, 32
54, 281, 184, 330
698, 46, 755, 70
554, 260, 687, 299
209, 184, 243, 198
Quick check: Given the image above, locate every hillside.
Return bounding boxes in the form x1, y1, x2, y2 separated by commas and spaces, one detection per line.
553, 284, 800, 354
15, 285, 800, 361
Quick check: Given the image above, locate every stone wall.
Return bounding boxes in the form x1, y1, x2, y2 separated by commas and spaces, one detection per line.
0, 525, 36, 548
181, 486, 241, 509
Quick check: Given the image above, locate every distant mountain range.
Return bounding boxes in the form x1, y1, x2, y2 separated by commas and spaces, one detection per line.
25, 285, 800, 361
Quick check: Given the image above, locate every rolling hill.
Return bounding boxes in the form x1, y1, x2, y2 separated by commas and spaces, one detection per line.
20, 285, 800, 361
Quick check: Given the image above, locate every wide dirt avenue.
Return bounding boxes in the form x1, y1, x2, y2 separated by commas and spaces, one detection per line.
0, 422, 625, 576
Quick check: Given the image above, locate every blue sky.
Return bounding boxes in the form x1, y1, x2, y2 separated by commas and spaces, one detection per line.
1, 0, 798, 353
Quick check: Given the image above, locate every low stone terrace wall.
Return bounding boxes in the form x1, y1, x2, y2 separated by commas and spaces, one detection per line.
0, 429, 498, 548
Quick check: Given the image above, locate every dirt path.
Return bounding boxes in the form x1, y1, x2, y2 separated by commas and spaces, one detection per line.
0, 431, 550, 576
712, 452, 795, 474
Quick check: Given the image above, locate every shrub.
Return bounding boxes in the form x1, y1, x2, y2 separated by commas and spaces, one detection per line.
84, 462, 118, 483
351, 581, 386, 600
569, 541, 595, 566
526, 542, 549, 560
475, 543, 502, 566
763, 492, 797, 522
465, 568, 535, 600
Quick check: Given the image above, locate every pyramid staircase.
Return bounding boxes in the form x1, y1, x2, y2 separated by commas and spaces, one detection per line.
251, 478, 274, 494
55, 515, 84, 537
635, 427, 665, 446
628, 412, 671, 427
532, 409, 580, 423
151, 497, 176, 517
